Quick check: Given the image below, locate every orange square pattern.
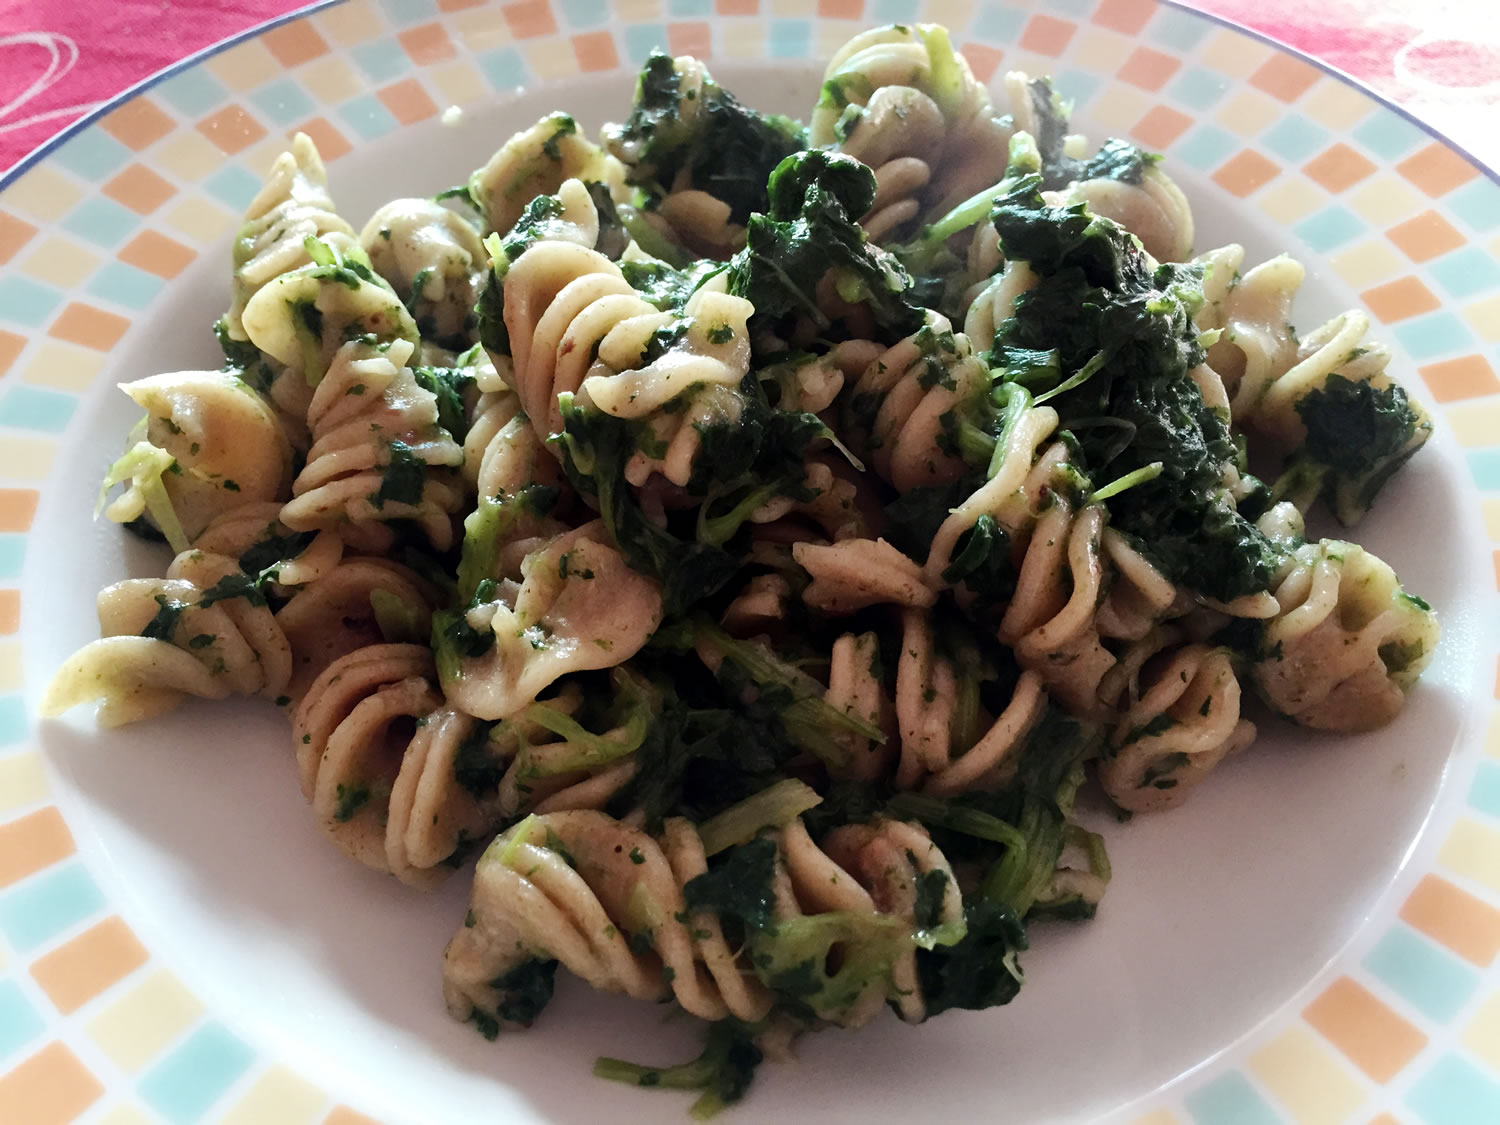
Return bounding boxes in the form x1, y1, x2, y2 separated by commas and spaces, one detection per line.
0, 489, 40, 532
0, 332, 22, 380
119, 230, 196, 279
1132, 105, 1193, 149
1303, 143, 1377, 193
1093, 0, 1157, 34
30, 917, 149, 1014
1419, 355, 1500, 403
1387, 210, 1466, 262
573, 31, 619, 73
102, 164, 176, 215
0, 589, 19, 635
0, 1043, 104, 1125
438, 0, 485, 9
295, 118, 353, 163
716, 0, 758, 13
962, 44, 1005, 84
398, 23, 457, 65
1019, 14, 1076, 57
0, 808, 75, 888
261, 19, 330, 67
197, 105, 268, 154
503, 0, 557, 37
1212, 150, 1280, 198
1368, 1116, 1401, 1125
325, 1108, 384, 1125
1250, 53, 1321, 102
1360, 277, 1440, 324
667, 22, 712, 58
99, 98, 175, 151
1397, 140, 1482, 198
1303, 978, 1428, 1082
48, 303, 129, 351
377, 79, 438, 127
0, 210, 38, 265
1117, 46, 1180, 92
818, 0, 864, 17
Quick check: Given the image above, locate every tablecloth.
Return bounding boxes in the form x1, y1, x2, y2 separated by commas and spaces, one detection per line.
1, 0, 1498, 175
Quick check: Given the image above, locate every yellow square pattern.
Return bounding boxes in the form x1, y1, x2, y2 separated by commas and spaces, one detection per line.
429, 61, 488, 109
1087, 83, 1155, 134
1256, 177, 1323, 225
1070, 27, 1132, 73
1249, 1024, 1369, 1124
0, 437, 58, 482
155, 131, 227, 182
1301, 78, 1375, 131
21, 339, 107, 393
0, 752, 49, 815
1215, 88, 1284, 137
298, 56, 363, 106
1128, 1111, 1184, 1125
525, 38, 579, 80
314, 2, 380, 47
207, 39, 281, 92
614, 0, 663, 21
724, 22, 768, 60
451, 8, 513, 54
1439, 818, 1500, 896
1199, 27, 1273, 78
94, 1105, 158, 1125
1346, 175, 1427, 229
923, 0, 976, 30
1465, 295, 1500, 344
218, 1065, 327, 1125
19, 236, 102, 289
1446, 402, 1500, 450
1485, 497, 1500, 542
1487, 709, 1500, 760
87, 970, 205, 1074
0, 641, 26, 694
164, 196, 236, 244
1464, 991, 1500, 1072
2, 165, 84, 222
816, 22, 864, 58
1329, 238, 1405, 288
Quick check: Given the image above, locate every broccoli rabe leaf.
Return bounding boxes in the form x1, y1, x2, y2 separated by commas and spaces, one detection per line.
213, 317, 275, 393
940, 514, 1017, 616
411, 366, 477, 441
371, 439, 427, 509
727, 151, 924, 346
987, 169, 1280, 602
492, 958, 559, 1028
604, 52, 805, 226
915, 898, 1027, 1018
1019, 76, 1161, 192
681, 836, 779, 933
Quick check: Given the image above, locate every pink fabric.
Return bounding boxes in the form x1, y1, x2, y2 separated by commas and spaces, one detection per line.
0, 0, 1497, 176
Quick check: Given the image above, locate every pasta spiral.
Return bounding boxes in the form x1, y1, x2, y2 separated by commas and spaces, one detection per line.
360, 198, 487, 348
468, 112, 618, 238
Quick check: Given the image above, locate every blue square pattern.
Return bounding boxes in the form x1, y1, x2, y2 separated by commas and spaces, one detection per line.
623, 25, 670, 66
153, 67, 229, 117
1174, 125, 1238, 171
1393, 311, 1475, 361
1183, 1072, 1281, 1125
350, 38, 410, 84
378, 0, 437, 25
0, 863, 106, 953
1148, 5, 1213, 51
870, 0, 921, 25
1293, 205, 1363, 253
479, 48, 531, 92
1468, 448, 1500, 492
59, 196, 138, 249
0, 694, 26, 745
250, 80, 316, 127
0, 980, 45, 1064
1470, 760, 1500, 820
1052, 69, 1102, 109
339, 95, 399, 143
0, 276, 63, 329
973, 4, 1026, 44
86, 262, 166, 312
1260, 115, 1330, 165
50, 130, 133, 182
1045, 0, 1093, 16
770, 20, 811, 60
668, 0, 711, 14
0, 539, 24, 584
1446, 176, 1500, 235
1353, 110, 1427, 162
1169, 65, 1231, 110
0, 386, 76, 433
204, 165, 265, 212
139, 1022, 256, 1125
1363, 925, 1480, 1023
1428, 245, 1500, 300
1406, 1053, 1500, 1125
559, 0, 608, 28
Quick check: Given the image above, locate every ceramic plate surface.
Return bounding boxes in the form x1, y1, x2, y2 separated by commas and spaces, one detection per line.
2, 1, 1499, 1123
